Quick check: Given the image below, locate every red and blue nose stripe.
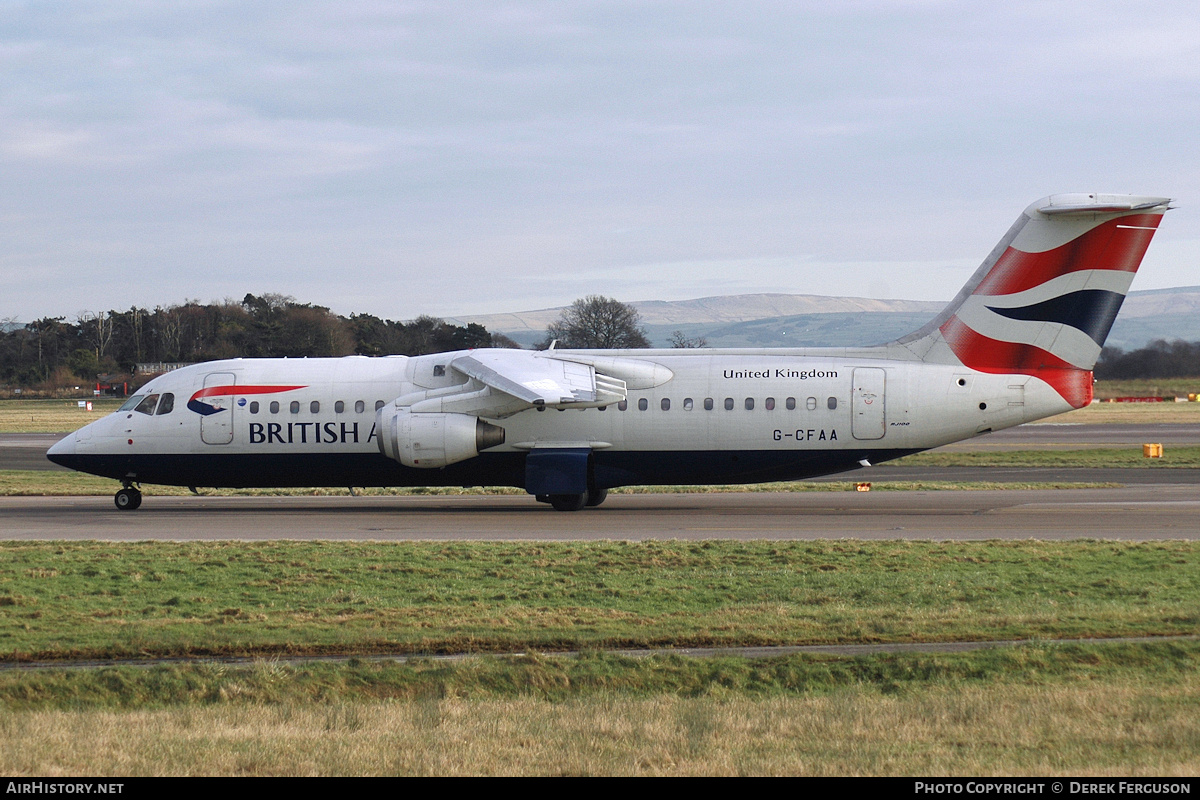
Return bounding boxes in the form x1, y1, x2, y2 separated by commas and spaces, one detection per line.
187, 385, 307, 416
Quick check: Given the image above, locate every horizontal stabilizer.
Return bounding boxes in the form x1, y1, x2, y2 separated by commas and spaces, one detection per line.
1037, 194, 1171, 216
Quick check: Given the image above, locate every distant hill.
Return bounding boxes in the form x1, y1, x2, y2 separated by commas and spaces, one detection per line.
1100, 286, 1200, 352
449, 293, 942, 334
1118, 285, 1200, 317
448, 293, 945, 348
449, 287, 1200, 350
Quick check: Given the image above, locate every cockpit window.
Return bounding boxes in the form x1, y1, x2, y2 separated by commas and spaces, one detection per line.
119, 395, 145, 412
134, 394, 160, 416
156, 393, 175, 415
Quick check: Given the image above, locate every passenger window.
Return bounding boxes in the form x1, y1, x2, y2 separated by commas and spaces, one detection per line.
249, 401, 259, 414
765, 397, 775, 411
745, 398, 754, 411
638, 398, 648, 411
310, 401, 320, 414
704, 398, 714, 411
290, 401, 300, 414
806, 397, 817, 411
683, 398, 693, 411
355, 400, 365, 414
335, 401, 345, 413
618, 400, 628, 411
661, 398, 671, 411
270, 401, 280, 414
156, 393, 175, 415
827, 397, 838, 410
375, 400, 385, 411
786, 397, 796, 410
724, 398, 734, 411
134, 394, 159, 416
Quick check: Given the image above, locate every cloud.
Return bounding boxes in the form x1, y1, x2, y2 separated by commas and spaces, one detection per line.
2, 1, 1198, 322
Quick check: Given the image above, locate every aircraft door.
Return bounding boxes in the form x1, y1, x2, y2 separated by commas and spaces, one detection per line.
851, 368, 886, 440
199, 372, 237, 445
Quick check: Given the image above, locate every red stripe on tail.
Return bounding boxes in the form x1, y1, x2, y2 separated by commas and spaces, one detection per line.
974, 214, 1161, 297
940, 316, 1093, 408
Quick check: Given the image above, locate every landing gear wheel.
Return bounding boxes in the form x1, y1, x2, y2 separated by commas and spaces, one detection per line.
549, 492, 588, 512
585, 488, 608, 507
114, 487, 142, 511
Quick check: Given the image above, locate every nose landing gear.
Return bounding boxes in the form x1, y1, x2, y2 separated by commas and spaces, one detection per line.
114, 483, 142, 511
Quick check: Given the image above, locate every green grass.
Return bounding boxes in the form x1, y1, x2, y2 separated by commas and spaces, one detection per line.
1093, 378, 1200, 399
2, 540, 1196, 775
2, 640, 1196, 711
1, 540, 1196, 662
3, 643, 1198, 775
0, 397, 123, 433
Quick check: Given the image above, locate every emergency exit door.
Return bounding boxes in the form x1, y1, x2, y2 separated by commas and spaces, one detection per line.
851, 368, 886, 440
199, 372, 236, 445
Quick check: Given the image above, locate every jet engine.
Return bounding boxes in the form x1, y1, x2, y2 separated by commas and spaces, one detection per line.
377, 407, 505, 468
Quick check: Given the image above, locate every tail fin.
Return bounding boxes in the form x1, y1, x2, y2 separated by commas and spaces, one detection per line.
897, 193, 1172, 407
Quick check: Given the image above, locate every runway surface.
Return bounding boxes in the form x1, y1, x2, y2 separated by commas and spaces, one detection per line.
1, 433, 70, 470
6, 424, 1199, 542
3, 483, 1198, 541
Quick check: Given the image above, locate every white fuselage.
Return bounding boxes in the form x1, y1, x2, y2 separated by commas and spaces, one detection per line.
50, 348, 1073, 491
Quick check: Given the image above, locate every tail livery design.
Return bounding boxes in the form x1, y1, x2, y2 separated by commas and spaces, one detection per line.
907, 194, 1172, 408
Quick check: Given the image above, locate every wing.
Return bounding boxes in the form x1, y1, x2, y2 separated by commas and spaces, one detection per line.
452, 350, 604, 406
391, 349, 671, 419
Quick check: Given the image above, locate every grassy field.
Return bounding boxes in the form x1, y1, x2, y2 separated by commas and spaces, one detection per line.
0, 540, 1197, 776
1041, 401, 1200, 425
1092, 378, 1200, 400
2, 540, 1195, 662
1, 642, 1198, 775
1, 539, 1196, 776
0, 397, 122, 433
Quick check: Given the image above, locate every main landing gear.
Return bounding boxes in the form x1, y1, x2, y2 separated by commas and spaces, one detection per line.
537, 488, 608, 511
114, 483, 142, 511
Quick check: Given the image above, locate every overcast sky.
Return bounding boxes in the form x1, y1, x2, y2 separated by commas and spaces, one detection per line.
4, 0, 1199, 323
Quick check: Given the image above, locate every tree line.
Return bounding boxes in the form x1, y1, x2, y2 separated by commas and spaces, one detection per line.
0, 293, 663, 395
14, 289, 1185, 395
1094, 339, 1200, 380
0, 293, 516, 392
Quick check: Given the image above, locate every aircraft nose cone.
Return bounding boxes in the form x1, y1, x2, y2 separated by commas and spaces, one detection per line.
46, 434, 76, 466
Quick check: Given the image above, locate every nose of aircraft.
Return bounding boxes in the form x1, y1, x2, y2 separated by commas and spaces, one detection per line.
46, 434, 76, 466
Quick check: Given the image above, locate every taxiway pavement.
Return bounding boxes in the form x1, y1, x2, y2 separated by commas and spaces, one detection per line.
2, 484, 1197, 541
6, 423, 1199, 541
